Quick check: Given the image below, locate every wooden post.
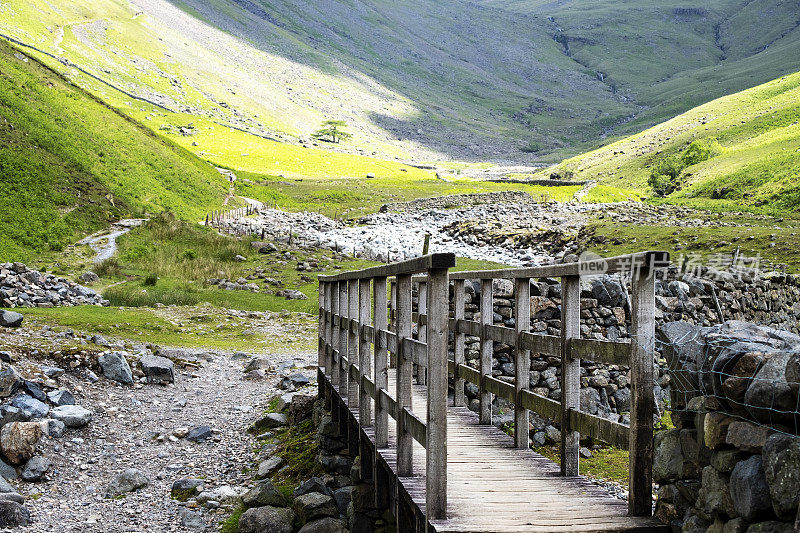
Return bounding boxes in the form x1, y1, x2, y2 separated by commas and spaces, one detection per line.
359, 278, 372, 427
318, 281, 326, 369
560, 275, 580, 476
480, 278, 493, 424
389, 280, 397, 368
422, 233, 431, 255
417, 280, 427, 386
396, 274, 413, 476
373, 277, 389, 447
629, 268, 656, 516
426, 267, 448, 520
330, 282, 340, 389
514, 277, 531, 449
338, 281, 348, 393
348, 279, 359, 408
453, 279, 466, 407
323, 282, 333, 410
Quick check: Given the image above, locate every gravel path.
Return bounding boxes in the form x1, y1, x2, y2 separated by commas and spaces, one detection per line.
9, 341, 315, 532
77, 219, 147, 264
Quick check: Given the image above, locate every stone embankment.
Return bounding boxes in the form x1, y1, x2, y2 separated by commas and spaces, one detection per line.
0, 263, 108, 309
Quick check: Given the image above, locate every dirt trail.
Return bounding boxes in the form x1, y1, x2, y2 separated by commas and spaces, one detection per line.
77, 219, 147, 263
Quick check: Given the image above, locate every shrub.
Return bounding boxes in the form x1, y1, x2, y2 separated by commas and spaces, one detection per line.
143, 273, 158, 286
95, 258, 121, 278
648, 156, 685, 197
520, 141, 541, 153
681, 140, 713, 166
182, 249, 197, 260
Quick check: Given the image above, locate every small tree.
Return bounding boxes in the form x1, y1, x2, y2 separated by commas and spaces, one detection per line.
648, 155, 684, 197
311, 120, 352, 144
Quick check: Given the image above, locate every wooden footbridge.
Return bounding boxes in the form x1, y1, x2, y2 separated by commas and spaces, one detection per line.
317, 252, 671, 532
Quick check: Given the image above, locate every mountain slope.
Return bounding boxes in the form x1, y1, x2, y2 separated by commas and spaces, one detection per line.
0, 40, 229, 261
541, 70, 800, 212
4, 0, 799, 164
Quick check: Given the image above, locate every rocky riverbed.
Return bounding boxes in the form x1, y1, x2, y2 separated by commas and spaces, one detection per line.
0, 315, 317, 531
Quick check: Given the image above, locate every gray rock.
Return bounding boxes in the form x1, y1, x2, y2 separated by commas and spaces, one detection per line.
744, 522, 794, 533
0, 365, 23, 398
186, 426, 212, 442
730, 455, 771, 521
244, 357, 271, 373
20, 456, 50, 482
294, 477, 333, 498
50, 405, 92, 428
256, 456, 285, 479
40, 366, 64, 378
744, 352, 795, 425
0, 312, 23, 328
253, 412, 287, 431
170, 478, 205, 501
0, 493, 24, 504
0, 476, 15, 493
332, 486, 352, 514
298, 517, 348, 533
103, 468, 150, 498
20, 382, 46, 403
139, 355, 174, 384
238, 505, 295, 533
0, 458, 16, 480
98, 352, 133, 385
10, 395, 48, 420
178, 507, 206, 529
294, 492, 338, 522
79, 272, 99, 284
242, 479, 288, 508
196, 485, 240, 505
763, 433, 800, 519
46, 389, 75, 407
0, 500, 30, 527
697, 465, 736, 517
654, 430, 682, 483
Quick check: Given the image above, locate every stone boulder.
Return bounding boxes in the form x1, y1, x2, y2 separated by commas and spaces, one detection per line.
0, 422, 41, 465
293, 492, 338, 523
653, 429, 682, 484
729, 455, 771, 521
46, 389, 75, 407
744, 352, 796, 426
10, 395, 48, 420
79, 272, 99, 284
0, 365, 23, 398
104, 468, 150, 498
50, 405, 92, 428
0, 312, 23, 328
0, 501, 30, 527
762, 434, 800, 520
298, 517, 348, 533
238, 505, 295, 533
139, 355, 174, 384
98, 352, 133, 385
196, 485, 241, 506
242, 479, 289, 508
20, 456, 50, 482
170, 478, 205, 501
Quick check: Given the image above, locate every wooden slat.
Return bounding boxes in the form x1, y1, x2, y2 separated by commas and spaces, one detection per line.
359, 278, 372, 427
480, 278, 493, 425
483, 375, 515, 403
417, 280, 428, 386
449, 251, 670, 280
519, 332, 562, 357
319, 252, 456, 282
396, 273, 414, 476
403, 338, 428, 368
569, 338, 631, 366
561, 275, 581, 477
426, 266, 449, 519
401, 407, 427, 448
453, 280, 466, 408
519, 390, 562, 425
374, 276, 389, 448
568, 409, 629, 450
484, 324, 518, 346
514, 277, 531, 449
338, 281, 348, 389
348, 279, 360, 408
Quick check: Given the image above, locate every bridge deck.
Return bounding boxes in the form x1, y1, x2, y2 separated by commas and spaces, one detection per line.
328, 368, 668, 533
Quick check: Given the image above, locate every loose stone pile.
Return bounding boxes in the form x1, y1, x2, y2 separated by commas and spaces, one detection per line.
0, 263, 108, 308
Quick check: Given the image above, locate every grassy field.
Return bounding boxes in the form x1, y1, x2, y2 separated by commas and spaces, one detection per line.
0, 39, 230, 262
538, 70, 800, 213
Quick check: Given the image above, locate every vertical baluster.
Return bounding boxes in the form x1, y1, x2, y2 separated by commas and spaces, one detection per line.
348, 279, 359, 408
318, 281, 326, 370
560, 275, 580, 476
629, 267, 656, 516
515, 277, 531, 449
373, 277, 389, 447
331, 282, 340, 390
417, 279, 428, 385
359, 278, 372, 427
396, 274, 413, 476
338, 281, 348, 395
453, 279, 466, 407
390, 280, 397, 368
323, 282, 333, 411
480, 278, 493, 424
426, 267, 449, 520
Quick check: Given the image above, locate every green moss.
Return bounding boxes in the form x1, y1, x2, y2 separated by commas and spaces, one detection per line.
220, 504, 244, 533
534, 444, 630, 487
268, 420, 324, 487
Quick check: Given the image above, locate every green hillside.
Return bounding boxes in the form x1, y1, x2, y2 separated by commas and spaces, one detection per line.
540, 70, 800, 212
2, 0, 799, 163
0, 40, 229, 262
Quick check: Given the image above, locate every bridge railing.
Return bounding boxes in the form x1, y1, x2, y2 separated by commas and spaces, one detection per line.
318, 253, 456, 520
318, 250, 669, 521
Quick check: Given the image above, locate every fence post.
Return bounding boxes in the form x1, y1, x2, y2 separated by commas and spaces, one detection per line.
629, 267, 656, 516
373, 277, 389, 447
359, 278, 372, 427
330, 282, 340, 390
480, 278, 493, 424
390, 280, 397, 368
560, 275, 580, 476
453, 279, 466, 407
348, 280, 359, 408
426, 266, 448, 520
318, 281, 326, 370
514, 277, 531, 449
338, 281, 349, 394
417, 280, 427, 386
396, 274, 413, 476
323, 282, 333, 411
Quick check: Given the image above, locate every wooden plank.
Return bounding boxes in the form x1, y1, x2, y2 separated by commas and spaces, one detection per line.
417, 280, 428, 385
453, 280, 466, 407
561, 275, 580, 477
569, 338, 631, 366
484, 375, 515, 403
568, 409, 629, 450
374, 276, 389, 448
400, 407, 427, 448
348, 279, 360, 408
318, 281, 326, 369
396, 273, 414, 476
455, 363, 481, 390
403, 337, 428, 368
449, 251, 670, 280
519, 332, 562, 356
426, 266, 449, 519
338, 281, 348, 389
359, 278, 372, 427
319, 252, 456, 282
485, 324, 518, 346
629, 269, 656, 517
390, 279, 397, 368
514, 277, 531, 449
480, 278, 493, 425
